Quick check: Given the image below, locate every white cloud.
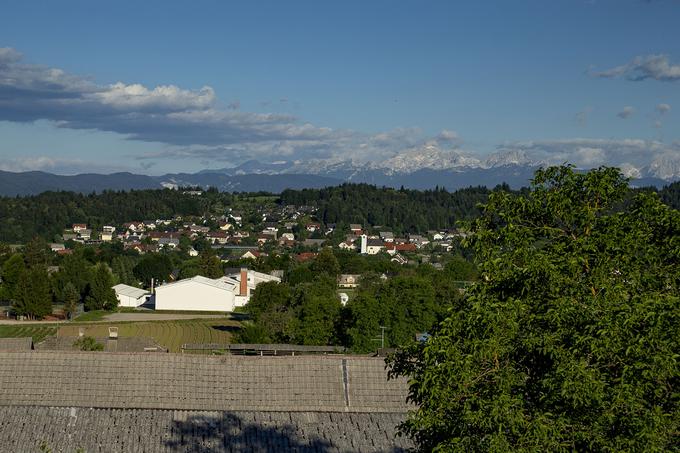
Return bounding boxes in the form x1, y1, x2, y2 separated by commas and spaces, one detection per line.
617, 106, 635, 119
0, 46, 334, 151
656, 103, 671, 115
91, 83, 216, 111
496, 138, 679, 170
0, 156, 135, 175
592, 54, 680, 82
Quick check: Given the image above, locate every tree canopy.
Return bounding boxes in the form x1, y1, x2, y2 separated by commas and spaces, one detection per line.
389, 166, 680, 452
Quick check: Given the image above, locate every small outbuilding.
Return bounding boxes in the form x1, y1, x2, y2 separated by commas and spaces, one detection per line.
113, 284, 150, 308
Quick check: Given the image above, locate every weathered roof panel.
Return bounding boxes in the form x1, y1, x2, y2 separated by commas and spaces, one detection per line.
0, 352, 410, 413
0, 406, 413, 453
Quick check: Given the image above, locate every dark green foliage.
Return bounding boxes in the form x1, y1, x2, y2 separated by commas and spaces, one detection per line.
0, 189, 206, 243
73, 336, 104, 351
443, 255, 478, 281
310, 248, 340, 278
245, 281, 293, 343
198, 249, 223, 279
287, 276, 342, 345
13, 267, 52, 319
347, 276, 444, 353
0, 253, 25, 302
23, 236, 50, 268
244, 277, 342, 345
388, 166, 680, 452
660, 180, 680, 209
111, 256, 138, 286
62, 282, 79, 320
133, 254, 173, 286
286, 265, 314, 286
51, 253, 92, 302
235, 322, 271, 343
84, 264, 118, 311
280, 183, 490, 233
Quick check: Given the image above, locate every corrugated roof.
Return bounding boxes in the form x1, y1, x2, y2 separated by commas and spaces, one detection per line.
156, 275, 237, 292
0, 407, 412, 452
0, 337, 32, 351
112, 283, 149, 299
0, 352, 410, 413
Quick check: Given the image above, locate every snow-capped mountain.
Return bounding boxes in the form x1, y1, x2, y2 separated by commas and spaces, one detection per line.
645, 154, 680, 181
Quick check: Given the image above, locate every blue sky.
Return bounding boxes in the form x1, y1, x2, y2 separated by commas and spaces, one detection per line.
0, 0, 679, 175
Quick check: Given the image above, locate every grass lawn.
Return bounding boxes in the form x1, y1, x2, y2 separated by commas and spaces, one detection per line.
72, 310, 109, 322
57, 318, 241, 353
0, 325, 59, 343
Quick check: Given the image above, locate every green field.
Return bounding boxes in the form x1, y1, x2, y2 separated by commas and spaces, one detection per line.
58, 318, 241, 352
0, 325, 59, 343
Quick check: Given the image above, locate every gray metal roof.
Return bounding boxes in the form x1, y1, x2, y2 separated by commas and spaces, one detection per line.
0, 406, 413, 452
112, 283, 149, 299
0, 352, 410, 413
0, 337, 32, 351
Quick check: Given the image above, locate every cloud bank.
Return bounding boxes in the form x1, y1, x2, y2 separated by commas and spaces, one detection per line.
1, 46, 678, 177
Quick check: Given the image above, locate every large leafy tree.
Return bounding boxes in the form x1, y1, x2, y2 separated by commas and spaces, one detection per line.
133, 253, 173, 286
389, 166, 680, 452
84, 263, 118, 311
310, 248, 340, 279
245, 281, 294, 343
287, 276, 342, 345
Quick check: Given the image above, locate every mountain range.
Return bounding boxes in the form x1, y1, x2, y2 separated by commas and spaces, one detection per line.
1, 149, 677, 196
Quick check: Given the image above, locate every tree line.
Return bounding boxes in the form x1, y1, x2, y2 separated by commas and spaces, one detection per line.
2, 180, 678, 244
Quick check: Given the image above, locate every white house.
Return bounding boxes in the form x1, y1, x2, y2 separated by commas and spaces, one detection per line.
154, 269, 280, 312
366, 238, 385, 255
113, 284, 150, 308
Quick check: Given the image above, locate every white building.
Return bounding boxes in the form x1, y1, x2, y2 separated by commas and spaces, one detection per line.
366, 238, 385, 255
360, 234, 368, 254
154, 269, 280, 312
113, 284, 150, 308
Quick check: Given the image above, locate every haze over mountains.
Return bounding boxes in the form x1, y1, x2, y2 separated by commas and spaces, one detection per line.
1, 147, 677, 196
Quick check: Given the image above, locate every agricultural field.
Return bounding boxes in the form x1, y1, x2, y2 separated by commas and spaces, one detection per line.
0, 325, 58, 343
57, 318, 241, 353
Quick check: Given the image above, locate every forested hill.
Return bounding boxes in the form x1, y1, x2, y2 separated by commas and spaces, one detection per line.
0, 189, 208, 243
280, 184, 493, 233
0, 181, 678, 244
660, 180, 680, 210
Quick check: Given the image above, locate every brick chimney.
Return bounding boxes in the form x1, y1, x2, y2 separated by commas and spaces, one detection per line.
240, 268, 248, 296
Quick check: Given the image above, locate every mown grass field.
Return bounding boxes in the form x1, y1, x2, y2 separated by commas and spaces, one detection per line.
0, 325, 58, 343
57, 318, 241, 352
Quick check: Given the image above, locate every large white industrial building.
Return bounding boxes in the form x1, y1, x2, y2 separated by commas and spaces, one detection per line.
154, 269, 280, 312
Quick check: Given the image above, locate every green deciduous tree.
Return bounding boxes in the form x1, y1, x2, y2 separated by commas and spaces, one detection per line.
310, 247, 340, 279
133, 253, 173, 286
287, 276, 342, 345
388, 166, 680, 451
347, 276, 442, 353
84, 264, 118, 311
